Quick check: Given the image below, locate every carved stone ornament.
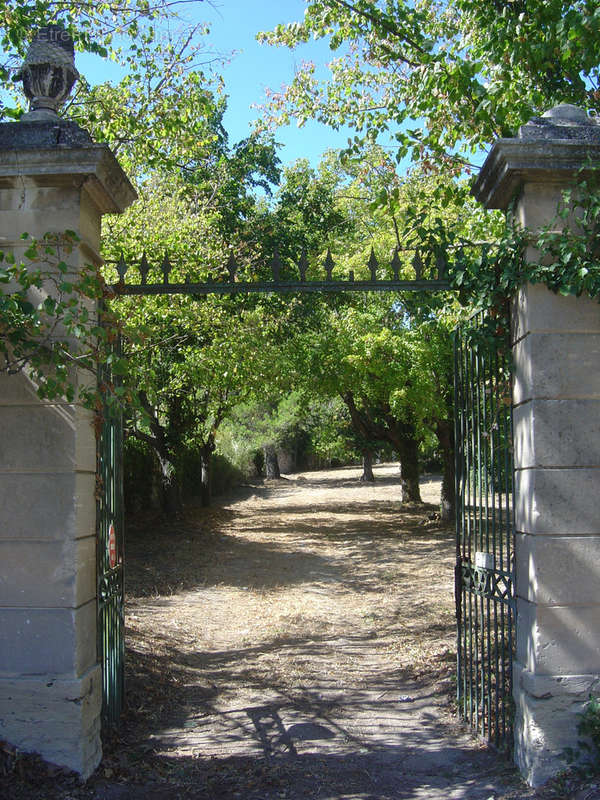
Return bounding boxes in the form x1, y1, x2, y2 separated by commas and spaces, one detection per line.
17, 25, 79, 121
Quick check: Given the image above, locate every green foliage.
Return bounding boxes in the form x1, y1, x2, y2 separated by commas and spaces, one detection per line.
124, 435, 245, 511
176, 448, 245, 499
94, 78, 283, 507
216, 423, 262, 478
123, 437, 158, 513
579, 695, 600, 758
450, 175, 600, 347
218, 394, 360, 474
0, 232, 130, 408
259, 0, 600, 331
564, 694, 600, 770
0, 1, 238, 416
260, 0, 600, 171
0, 0, 206, 119
304, 397, 359, 466
218, 393, 308, 473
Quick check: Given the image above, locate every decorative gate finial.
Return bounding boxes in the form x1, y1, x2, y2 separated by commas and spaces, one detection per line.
17, 25, 79, 121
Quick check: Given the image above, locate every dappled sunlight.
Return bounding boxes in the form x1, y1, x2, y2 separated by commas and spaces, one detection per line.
117, 466, 529, 799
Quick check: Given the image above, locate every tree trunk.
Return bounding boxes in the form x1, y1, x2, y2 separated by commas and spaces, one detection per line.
199, 445, 212, 508
396, 434, 422, 503
136, 391, 184, 517
158, 453, 183, 516
263, 444, 281, 479
360, 449, 375, 482
436, 418, 455, 522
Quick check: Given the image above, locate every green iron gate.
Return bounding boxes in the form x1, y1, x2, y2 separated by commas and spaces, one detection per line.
454, 311, 515, 751
96, 337, 125, 729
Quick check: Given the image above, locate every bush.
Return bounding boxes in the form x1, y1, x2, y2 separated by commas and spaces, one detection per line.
215, 425, 262, 478
176, 447, 246, 500
210, 453, 246, 497
123, 437, 160, 513
124, 440, 246, 512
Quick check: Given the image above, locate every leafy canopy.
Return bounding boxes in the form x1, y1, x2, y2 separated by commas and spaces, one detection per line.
259, 0, 600, 169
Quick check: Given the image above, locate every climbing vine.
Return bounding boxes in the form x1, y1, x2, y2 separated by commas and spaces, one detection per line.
450, 175, 600, 347
0, 231, 132, 409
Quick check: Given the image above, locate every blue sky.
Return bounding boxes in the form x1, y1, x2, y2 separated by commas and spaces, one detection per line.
79, 0, 355, 167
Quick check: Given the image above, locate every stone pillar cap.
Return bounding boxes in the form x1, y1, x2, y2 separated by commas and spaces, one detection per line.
472, 104, 600, 209
518, 103, 600, 141
0, 123, 136, 213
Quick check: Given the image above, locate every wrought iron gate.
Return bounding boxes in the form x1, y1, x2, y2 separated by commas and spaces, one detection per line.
96, 244, 500, 732
454, 311, 515, 751
96, 342, 125, 729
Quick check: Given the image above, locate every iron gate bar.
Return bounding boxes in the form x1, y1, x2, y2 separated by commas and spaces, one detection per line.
104, 243, 504, 296
97, 331, 125, 730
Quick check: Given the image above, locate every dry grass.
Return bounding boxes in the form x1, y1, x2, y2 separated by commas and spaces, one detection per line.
124, 468, 457, 721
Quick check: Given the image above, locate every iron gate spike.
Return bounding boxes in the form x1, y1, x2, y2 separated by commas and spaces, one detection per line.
109, 244, 466, 296
481, 243, 491, 269
391, 248, 401, 281
271, 247, 282, 282
139, 252, 149, 285
324, 249, 334, 281
298, 249, 308, 282
226, 252, 238, 282
368, 247, 378, 281
161, 252, 172, 284
116, 252, 128, 283
412, 248, 423, 280
436, 246, 447, 280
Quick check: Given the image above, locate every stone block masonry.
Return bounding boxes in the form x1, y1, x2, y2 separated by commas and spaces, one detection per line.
473, 104, 600, 786
0, 118, 135, 778
512, 284, 600, 785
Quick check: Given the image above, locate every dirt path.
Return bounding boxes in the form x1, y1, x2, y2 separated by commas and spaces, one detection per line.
7, 465, 588, 799
113, 465, 531, 799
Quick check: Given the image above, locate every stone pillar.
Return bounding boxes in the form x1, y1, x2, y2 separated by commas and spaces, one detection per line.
473, 104, 600, 786
0, 120, 135, 777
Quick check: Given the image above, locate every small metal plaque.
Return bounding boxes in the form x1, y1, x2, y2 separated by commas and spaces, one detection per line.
475, 551, 494, 570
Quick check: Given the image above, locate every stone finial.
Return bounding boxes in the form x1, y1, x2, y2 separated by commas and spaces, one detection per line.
541, 103, 597, 125
519, 103, 600, 141
17, 25, 79, 121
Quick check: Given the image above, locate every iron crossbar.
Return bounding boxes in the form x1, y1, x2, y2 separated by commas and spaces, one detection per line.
103, 243, 479, 296
110, 278, 452, 295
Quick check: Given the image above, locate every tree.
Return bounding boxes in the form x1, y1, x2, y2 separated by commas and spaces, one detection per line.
101, 126, 282, 510
0, 1, 209, 118
285, 149, 464, 509
282, 289, 451, 502
259, 0, 600, 172
121, 294, 278, 510
221, 393, 309, 479
0, 2, 222, 406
